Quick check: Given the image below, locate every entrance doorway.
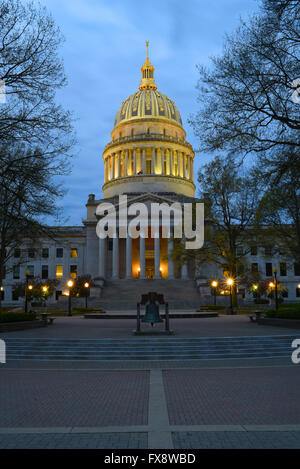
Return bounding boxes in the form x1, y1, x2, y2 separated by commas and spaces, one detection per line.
145, 258, 154, 279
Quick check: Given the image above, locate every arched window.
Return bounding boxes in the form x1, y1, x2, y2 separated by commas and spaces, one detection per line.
131, 129, 134, 137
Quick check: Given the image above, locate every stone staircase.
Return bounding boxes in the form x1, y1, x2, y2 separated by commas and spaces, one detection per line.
5, 335, 295, 361
92, 279, 202, 310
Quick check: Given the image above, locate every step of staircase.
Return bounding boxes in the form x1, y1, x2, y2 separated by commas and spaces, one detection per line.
4, 335, 296, 362
89, 279, 202, 310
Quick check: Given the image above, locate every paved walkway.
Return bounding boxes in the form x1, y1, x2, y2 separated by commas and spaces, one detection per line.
1, 314, 299, 339
0, 316, 299, 449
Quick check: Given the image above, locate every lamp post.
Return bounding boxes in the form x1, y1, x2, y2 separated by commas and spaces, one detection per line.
42, 285, 48, 307
273, 266, 279, 312
211, 280, 218, 306
84, 282, 90, 311
67, 280, 73, 316
24, 268, 30, 313
226, 278, 234, 315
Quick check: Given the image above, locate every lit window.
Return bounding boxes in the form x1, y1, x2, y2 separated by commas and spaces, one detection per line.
70, 248, 78, 258
70, 265, 77, 279
56, 265, 63, 279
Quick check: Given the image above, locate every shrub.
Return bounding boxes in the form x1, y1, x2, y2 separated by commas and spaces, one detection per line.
197, 305, 226, 311
254, 298, 269, 304
266, 304, 300, 320
72, 307, 103, 313
0, 311, 36, 323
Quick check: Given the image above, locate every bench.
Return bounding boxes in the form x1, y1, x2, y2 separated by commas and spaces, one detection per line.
40, 313, 56, 325
249, 311, 264, 322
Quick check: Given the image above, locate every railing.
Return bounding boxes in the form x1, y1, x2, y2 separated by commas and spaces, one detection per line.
104, 133, 193, 152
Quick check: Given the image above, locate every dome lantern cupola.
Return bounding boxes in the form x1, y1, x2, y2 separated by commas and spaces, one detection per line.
139, 41, 157, 91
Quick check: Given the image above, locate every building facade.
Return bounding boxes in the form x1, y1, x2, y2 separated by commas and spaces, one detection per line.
2, 47, 300, 305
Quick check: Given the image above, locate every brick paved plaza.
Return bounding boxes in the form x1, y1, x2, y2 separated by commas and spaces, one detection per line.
0, 316, 300, 449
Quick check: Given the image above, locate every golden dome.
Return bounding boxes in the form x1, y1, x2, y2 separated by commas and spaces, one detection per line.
114, 42, 183, 129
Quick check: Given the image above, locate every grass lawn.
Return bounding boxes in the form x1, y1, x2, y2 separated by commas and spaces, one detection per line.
266, 303, 300, 320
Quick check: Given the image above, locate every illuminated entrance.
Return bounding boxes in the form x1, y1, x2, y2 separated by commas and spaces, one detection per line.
145, 238, 154, 279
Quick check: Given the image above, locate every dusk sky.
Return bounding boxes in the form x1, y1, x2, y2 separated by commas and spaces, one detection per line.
42, 0, 259, 225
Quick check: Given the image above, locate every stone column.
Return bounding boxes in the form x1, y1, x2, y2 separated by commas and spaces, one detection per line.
118, 151, 121, 177
142, 148, 146, 174
133, 148, 137, 175
154, 236, 160, 279
177, 150, 180, 177
104, 157, 107, 183
168, 238, 175, 279
99, 237, 106, 278
161, 148, 165, 175
169, 149, 173, 175
126, 235, 132, 279
112, 153, 115, 179
140, 236, 146, 279
183, 153, 186, 179
112, 236, 119, 279
152, 147, 156, 175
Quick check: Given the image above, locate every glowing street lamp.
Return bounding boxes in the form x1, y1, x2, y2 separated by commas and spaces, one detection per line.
226, 278, 234, 315
67, 280, 74, 316
211, 280, 218, 306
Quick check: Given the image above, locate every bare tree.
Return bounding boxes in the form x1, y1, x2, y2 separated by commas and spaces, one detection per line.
0, 0, 75, 310
0, 0, 74, 174
0, 144, 66, 311
190, 0, 300, 162
175, 156, 263, 307
256, 165, 300, 264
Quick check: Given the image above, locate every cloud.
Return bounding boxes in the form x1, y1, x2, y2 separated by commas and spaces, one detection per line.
41, 0, 259, 224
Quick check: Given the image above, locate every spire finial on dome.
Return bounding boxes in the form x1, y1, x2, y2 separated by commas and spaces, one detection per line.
139, 41, 157, 90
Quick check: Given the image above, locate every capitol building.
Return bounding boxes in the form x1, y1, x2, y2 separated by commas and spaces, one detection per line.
2, 46, 300, 308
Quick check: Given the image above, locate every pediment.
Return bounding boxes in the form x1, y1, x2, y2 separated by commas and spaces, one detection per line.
114, 193, 183, 211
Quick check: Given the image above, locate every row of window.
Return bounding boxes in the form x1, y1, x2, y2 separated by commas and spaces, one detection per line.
12, 264, 78, 280
237, 246, 287, 257
250, 262, 300, 277
14, 248, 78, 259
